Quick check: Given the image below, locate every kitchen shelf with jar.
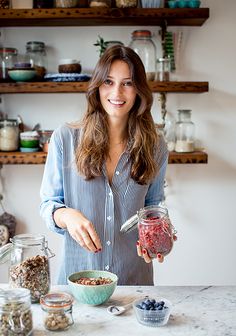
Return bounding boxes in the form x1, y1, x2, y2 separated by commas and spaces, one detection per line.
0, 150, 208, 165
0, 7, 209, 27
0, 81, 208, 93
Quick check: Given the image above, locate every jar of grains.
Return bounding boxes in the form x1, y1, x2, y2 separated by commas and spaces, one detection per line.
0, 234, 55, 303
0, 288, 33, 336
175, 109, 195, 152
26, 41, 47, 79
0, 119, 19, 151
40, 292, 74, 331
115, 0, 137, 7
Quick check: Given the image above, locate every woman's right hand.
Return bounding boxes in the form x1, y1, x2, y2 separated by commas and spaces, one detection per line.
54, 207, 102, 253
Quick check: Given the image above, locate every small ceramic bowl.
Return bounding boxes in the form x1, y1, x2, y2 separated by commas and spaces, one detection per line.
168, 1, 178, 8
188, 0, 201, 8
177, 0, 189, 8
67, 270, 118, 306
20, 131, 40, 148
8, 69, 36, 82
133, 297, 172, 327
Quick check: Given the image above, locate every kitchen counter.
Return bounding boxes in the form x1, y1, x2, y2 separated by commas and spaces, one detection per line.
1, 285, 236, 335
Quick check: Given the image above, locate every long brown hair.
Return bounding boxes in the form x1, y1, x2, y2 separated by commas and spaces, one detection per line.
74, 45, 159, 185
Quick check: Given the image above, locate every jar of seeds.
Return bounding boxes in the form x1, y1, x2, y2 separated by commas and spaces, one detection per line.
0, 234, 55, 303
40, 292, 74, 331
0, 288, 33, 336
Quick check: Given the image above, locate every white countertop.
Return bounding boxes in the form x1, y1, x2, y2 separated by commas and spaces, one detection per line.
1, 285, 236, 335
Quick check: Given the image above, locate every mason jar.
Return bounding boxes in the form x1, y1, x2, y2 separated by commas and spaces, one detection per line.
0, 119, 19, 151
157, 57, 171, 81
129, 30, 157, 81
0, 48, 18, 81
0, 234, 54, 303
26, 41, 47, 79
175, 109, 195, 152
0, 288, 33, 336
40, 292, 74, 331
138, 205, 175, 257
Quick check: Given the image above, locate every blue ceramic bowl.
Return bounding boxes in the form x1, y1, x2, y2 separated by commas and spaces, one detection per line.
68, 270, 118, 306
177, 0, 188, 8
188, 0, 201, 8
8, 69, 36, 82
168, 1, 178, 8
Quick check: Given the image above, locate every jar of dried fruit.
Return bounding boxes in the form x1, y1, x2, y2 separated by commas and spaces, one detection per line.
40, 292, 74, 331
0, 234, 55, 303
25, 41, 47, 80
0, 288, 33, 336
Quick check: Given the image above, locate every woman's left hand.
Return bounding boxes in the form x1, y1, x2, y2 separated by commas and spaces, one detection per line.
136, 235, 177, 263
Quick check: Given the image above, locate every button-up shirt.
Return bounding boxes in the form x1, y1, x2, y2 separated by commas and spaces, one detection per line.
40, 125, 168, 285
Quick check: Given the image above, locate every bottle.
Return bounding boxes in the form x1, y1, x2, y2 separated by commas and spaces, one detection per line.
26, 41, 47, 79
40, 292, 74, 331
0, 119, 19, 151
175, 109, 195, 152
0, 288, 33, 336
0, 233, 55, 303
0, 48, 18, 81
164, 112, 176, 151
157, 57, 171, 81
129, 30, 157, 81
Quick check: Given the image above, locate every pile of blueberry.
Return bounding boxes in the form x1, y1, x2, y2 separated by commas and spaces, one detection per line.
136, 298, 168, 311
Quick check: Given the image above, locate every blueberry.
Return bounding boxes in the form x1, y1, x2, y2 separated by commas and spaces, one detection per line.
141, 302, 148, 310
145, 299, 151, 305
137, 304, 143, 309
150, 299, 156, 304
157, 305, 163, 310
154, 302, 160, 308
159, 300, 165, 306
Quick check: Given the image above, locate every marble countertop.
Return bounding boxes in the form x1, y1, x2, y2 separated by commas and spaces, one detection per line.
1, 285, 236, 335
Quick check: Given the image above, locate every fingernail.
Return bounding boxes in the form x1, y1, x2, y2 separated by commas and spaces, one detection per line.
143, 249, 147, 254
136, 241, 140, 246
157, 253, 162, 258
98, 248, 102, 252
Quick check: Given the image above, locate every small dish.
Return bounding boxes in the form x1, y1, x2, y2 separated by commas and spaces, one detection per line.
8, 69, 36, 82
177, 0, 188, 8
188, 0, 201, 8
133, 297, 172, 327
168, 1, 178, 8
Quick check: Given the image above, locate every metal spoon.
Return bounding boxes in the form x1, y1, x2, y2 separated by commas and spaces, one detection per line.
107, 302, 133, 316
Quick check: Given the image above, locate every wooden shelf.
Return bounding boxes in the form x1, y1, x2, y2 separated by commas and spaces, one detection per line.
0, 8, 209, 27
0, 151, 207, 165
0, 81, 208, 94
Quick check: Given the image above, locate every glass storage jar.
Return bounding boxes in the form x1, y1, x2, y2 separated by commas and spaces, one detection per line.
129, 30, 156, 81
89, 0, 111, 6
116, 0, 137, 7
157, 57, 171, 81
0, 48, 18, 81
175, 109, 195, 152
0, 119, 19, 151
40, 292, 74, 331
26, 41, 47, 79
0, 0, 10, 8
55, 0, 78, 7
164, 112, 176, 151
0, 234, 54, 303
0, 288, 33, 336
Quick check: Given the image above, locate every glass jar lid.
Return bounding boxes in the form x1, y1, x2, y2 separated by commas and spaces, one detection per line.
0, 119, 18, 127
0, 48, 18, 55
11, 233, 45, 247
132, 30, 152, 38
0, 288, 30, 306
26, 41, 45, 51
40, 292, 73, 310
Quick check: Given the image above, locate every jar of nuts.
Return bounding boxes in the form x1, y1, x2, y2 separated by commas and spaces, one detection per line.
40, 292, 74, 331
0, 234, 55, 303
0, 288, 33, 336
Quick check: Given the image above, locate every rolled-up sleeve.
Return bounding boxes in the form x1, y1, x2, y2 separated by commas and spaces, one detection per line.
40, 127, 66, 235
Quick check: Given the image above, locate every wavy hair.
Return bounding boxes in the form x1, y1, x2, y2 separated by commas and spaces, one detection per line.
74, 45, 159, 185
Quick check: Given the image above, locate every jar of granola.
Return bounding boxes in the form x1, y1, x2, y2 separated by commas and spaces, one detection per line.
0, 288, 33, 336
0, 234, 55, 303
40, 292, 74, 331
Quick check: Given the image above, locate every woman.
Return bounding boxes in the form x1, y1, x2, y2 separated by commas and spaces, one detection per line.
40, 45, 169, 285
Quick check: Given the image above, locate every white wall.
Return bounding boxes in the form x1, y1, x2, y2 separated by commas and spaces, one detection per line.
0, 0, 236, 285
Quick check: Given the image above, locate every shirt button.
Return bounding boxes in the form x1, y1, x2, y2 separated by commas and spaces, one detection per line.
106, 241, 111, 246
115, 171, 120, 175
107, 216, 112, 221
105, 265, 110, 270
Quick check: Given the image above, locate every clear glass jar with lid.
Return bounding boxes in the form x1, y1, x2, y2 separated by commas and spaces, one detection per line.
40, 292, 74, 331
175, 109, 195, 152
157, 57, 171, 81
129, 30, 157, 81
26, 41, 47, 79
0, 288, 33, 336
0, 119, 19, 151
0, 48, 18, 81
0, 234, 55, 303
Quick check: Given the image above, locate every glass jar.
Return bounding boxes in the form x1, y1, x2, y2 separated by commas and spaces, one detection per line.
175, 109, 195, 152
39, 130, 53, 152
89, 0, 111, 6
0, 119, 19, 151
164, 112, 176, 151
116, 0, 137, 7
0, 234, 54, 303
0, 288, 33, 336
138, 205, 175, 257
55, 0, 78, 7
129, 30, 156, 81
11, 0, 33, 8
26, 41, 47, 79
157, 57, 171, 81
40, 292, 74, 331
33, 0, 54, 7
0, 0, 10, 8
0, 48, 18, 81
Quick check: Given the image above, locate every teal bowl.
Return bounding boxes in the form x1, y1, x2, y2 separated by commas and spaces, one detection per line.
67, 270, 118, 306
8, 69, 36, 82
20, 139, 39, 148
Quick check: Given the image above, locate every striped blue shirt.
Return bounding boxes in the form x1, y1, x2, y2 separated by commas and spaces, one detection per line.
40, 125, 168, 285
